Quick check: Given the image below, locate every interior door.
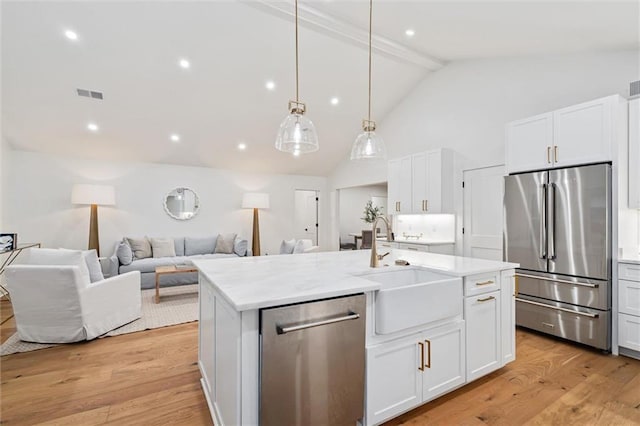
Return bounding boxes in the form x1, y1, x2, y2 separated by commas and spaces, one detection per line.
547, 164, 610, 280
294, 190, 318, 245
504, 170, 548, 271
463, 165, 505, 261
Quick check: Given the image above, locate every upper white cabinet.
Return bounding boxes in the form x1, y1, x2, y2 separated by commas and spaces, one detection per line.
629, 98, 640, 209
389, 149, 455, 214
506, 95, 624, 174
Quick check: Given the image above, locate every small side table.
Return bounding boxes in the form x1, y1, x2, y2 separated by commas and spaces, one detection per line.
0, 243, 41, 300
154, 265, 198, 303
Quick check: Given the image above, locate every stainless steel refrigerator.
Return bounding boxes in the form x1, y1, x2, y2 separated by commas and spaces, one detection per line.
504, 163, 611, 350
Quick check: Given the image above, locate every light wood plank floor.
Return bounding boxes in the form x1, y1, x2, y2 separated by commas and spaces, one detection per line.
1, 298, 640, 425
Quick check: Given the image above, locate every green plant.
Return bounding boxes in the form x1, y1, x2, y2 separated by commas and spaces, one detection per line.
361, 200, 384, 224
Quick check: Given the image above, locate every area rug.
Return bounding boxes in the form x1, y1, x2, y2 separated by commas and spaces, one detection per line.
1, 284, 198, 356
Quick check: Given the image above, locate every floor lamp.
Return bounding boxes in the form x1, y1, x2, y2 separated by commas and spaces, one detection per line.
242, 193, 269, 256
71, 184, 116, 256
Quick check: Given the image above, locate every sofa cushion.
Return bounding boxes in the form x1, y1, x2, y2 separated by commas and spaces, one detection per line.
119, 256, 190, 274
234, 237, 248, 257
215, 233, 237, 254
185, 237, 216, 256
126, 237, 152, 259
187, 253, 239, 261
82, 249, 104, 282
280, 239, 296, 254
150, 237, 176, 258
116, 242, 133, 265
173, 237, 185, 257
24, 248, 91, 286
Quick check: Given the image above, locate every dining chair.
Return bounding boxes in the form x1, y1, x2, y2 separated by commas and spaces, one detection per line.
361, 230, 373, 250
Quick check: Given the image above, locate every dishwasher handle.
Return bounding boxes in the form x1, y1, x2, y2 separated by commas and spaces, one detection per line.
277, 312, 360, 334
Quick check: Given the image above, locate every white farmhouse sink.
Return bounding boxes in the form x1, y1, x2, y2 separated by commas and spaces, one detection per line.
360, 268, 463, 335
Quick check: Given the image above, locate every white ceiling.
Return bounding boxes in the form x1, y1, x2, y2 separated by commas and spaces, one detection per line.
2, 1, 638, 176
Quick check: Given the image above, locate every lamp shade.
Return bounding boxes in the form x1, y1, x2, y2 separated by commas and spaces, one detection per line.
242, 192, 269, 209
71, 184, 116, 206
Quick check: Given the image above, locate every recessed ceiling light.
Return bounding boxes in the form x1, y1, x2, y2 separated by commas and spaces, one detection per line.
265, 80, 276, 91
87, 122, 99, 132
64, 29, 78, 41
237, 143, 247, 151
170, 134, 181, 142
405, 29, 415, 37
178, 59, 190, 69
330, 97, 340, 106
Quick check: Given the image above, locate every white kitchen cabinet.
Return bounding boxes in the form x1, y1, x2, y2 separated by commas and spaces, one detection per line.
505, 95, 624, 174
505, 112, 553, 174
501, 271, 516, 365
199, 280, 216, 397
389, 149, 455, 215
366, 322, 465, 425
619, 313, 640, 352
465, 290, 501, 381
388, 156, 412, 214
629, 98, 640, 209
619, 262, 640, 357
396, 242, 428, 252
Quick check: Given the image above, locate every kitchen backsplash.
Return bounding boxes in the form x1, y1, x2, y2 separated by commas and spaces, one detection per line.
392, 214, 455, 242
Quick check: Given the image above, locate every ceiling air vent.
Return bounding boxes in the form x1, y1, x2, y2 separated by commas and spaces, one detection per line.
631, 81, 640, 98
76, 88, 104, 100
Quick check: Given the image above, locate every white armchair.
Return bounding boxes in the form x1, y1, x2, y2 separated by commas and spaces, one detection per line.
5, 249, 141, 343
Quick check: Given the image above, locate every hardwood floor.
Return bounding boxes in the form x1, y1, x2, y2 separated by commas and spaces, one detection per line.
1, 297, 639, 425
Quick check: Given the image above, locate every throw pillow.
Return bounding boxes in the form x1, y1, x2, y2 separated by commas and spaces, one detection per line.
234, 237, 248, 257
279, 239, 296, 255
82, 249, 104, 282
292, 239, 312, 254
116, 241, 133, 265
126, 237, 152, 259
150, 237, 176, 258
185, 236, 217, 256
214, 233, 237, 254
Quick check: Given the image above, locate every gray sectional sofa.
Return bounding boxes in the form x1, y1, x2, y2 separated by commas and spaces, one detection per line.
104, 236, 250, 289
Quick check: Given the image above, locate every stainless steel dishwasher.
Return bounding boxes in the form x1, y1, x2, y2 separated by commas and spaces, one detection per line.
260, 293, 366, 426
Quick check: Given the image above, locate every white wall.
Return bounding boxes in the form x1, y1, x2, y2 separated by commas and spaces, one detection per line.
330, 49, 640, 189
338, 183, 387, 244
4, 150, 328, 256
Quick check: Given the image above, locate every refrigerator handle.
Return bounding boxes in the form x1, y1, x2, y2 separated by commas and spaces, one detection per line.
540, 183, 547, 260
548, 183, 556, 260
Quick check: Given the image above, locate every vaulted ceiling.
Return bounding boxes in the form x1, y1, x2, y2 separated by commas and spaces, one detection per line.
2, 1, 638, 176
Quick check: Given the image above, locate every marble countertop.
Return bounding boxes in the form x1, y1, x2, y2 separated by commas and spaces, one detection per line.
377, 238, 455, 246
192, 250, 518, 312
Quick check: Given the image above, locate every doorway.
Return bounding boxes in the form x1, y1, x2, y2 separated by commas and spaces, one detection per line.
463, 165, 505, 260
294, 190, 319, 245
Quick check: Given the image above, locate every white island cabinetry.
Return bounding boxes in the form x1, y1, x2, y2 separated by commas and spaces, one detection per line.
195, 250, 517, 426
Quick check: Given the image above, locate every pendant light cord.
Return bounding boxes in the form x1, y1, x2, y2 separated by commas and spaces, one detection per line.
295, 0, 299, 103
368, 0, 372, 123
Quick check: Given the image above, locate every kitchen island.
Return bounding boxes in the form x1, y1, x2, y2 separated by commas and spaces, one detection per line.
193, 249, 518, 426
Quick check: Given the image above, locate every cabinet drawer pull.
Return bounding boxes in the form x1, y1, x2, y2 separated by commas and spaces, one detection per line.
418, 342, 424, 371
424, 339, 431, 369
407, 247, 419, 251
554, 146, 558, 163
547, 146, 551, 164
475, 280, 494, 286
425, 200, 428, 211
477, 296, 495, 302
516, 297, 599, 318
515, 273, 599, 288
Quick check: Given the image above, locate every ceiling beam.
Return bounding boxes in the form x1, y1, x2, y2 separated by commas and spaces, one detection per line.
241, 0, 445, 71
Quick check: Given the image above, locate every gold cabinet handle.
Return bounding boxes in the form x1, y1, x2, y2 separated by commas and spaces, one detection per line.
477, 296, 495, 302
425, 200, 428, 211
475, 280, 494, 286
418, 342, 424, 371
424, 339, 431, 369
398, 201, 401, 212
554, 146, 558, 163
422, 200, 426, 211
547, 146, 551, 164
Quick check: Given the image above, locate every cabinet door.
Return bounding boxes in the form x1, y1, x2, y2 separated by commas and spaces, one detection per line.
618, 313, 640, 352
505, 112, 553, 174
501, 271, 516, 365
619, 279, 640, 317
412, 152, 429, 213
199, 281, 216, 397
399, 156, 413, 214
465, 290, 501, 381
426, 150, 443, 213
630, 98, 640, 209
388, 159, 402, 214
422, 322, 466, 402
553, 97, 612, 167
366, 333, 423, 425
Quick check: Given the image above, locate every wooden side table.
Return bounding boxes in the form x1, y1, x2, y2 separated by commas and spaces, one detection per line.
154, 265, 198, 303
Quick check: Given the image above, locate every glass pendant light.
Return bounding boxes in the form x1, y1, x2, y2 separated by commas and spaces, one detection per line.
351, 0, 386, 160
275, 0, 319, 155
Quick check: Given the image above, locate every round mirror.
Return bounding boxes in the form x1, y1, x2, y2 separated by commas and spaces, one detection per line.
164, 187, 200, 220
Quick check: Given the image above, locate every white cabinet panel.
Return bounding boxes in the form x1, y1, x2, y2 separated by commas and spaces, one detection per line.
620, 262, 640, 282
630, 98, 640, 208
396, 243, 428, 252
619, 279, 640, 317
422, 322, 466, 402
464, 272, 500, 297
388, 156, 412, 214
619, 313, 640, 352
199, 281, 216, 396
501, 271, 516, 365
214, 297, 241, 426
412, 152, 428, 213
465, 290, 501, 381
428, 244, 455, 255
366, 333, 422, 425
505, 112, 553, 174
553, 97, 612, 168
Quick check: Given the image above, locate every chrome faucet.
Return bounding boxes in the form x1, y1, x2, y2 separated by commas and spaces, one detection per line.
370, 216, 392, 268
